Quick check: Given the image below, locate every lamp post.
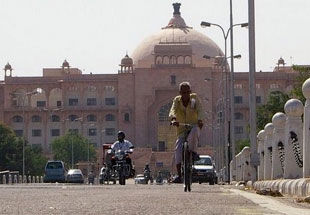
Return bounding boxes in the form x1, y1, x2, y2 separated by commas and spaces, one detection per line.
10, 89, 39, 178
201, 21, 248, 182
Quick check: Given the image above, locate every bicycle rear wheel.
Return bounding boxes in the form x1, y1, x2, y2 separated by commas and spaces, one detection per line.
183, 142, 192, 192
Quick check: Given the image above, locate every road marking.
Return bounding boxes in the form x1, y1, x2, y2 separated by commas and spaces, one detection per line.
230, 188, 310, 215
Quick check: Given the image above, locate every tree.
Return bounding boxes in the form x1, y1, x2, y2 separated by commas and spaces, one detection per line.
290, 65, 310, 103
256, 91, 290, 131
51, 132, 96, 168
0, 122, 47, 175
235, 139, 250, 154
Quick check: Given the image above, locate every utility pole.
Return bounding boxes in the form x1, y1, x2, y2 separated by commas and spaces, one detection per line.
248, 0, 258, 182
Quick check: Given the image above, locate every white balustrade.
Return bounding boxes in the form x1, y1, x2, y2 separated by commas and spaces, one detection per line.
271, 112, 286, 179
257, 130, 265, 180
264, 123, 274, 180
284, 99, 304, 179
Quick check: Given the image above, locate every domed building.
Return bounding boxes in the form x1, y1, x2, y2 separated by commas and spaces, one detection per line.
0, 3, 299, 173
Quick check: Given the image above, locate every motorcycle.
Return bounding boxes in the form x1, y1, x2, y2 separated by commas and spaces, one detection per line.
112, 150, 131, 185
143, 168, 153, 184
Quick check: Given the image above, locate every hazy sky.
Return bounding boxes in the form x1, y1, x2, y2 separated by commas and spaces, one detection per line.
0, 0, 309, 80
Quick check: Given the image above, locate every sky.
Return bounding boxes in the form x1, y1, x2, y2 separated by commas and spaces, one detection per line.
0, 0, 309, 80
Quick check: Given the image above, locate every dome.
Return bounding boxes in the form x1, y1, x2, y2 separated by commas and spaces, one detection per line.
121, 54, 133, 66
4, 63, 12, 71
62, 60, 70, 68
131, 4, 223, 68
272, 112, 286, 128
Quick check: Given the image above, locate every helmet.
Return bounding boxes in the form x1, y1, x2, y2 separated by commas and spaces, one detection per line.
117, 131, 125, 138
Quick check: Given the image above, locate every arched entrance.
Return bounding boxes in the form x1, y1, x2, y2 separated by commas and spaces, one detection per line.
157, 101, 177, 151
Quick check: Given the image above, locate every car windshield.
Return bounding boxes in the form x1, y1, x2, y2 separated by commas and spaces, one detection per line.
46, 162, 63, 169
194, 157, 212, 166
68, 169, 82, 174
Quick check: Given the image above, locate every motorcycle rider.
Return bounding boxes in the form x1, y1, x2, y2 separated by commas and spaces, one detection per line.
110, 131, 134, 176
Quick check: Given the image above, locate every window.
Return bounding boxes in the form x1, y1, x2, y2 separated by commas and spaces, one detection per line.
234, 84, 242, 89
158, 141, 166, 152
69, 129, 79, 134
14, 130, 23, 137
51, 129, 60, 137
105, 114, 115, 121
234, 112, 243, 120
235, 126, 244, 134
87, 98, 97, 106
170, 56, 177, 64
32, 129, 42, 137
51, 115, 60, 122
163, 56, 169, 64
105, 98, 115, 105
124, 113, 130, 122
68, 115, 79, 121
69, 98, 78, 106
88, 128, 97, 136
57, 101, 62, 107
32, 115, 42, 122
156, 56, 162, 64
270, 84, 279, 89
177, 56, 184, 64
234, 96, 243, 104
106, 128, 115, 136
87, 114, 97, 122
256, 96, 262, 104
170, 75, 176, 85
12, 115, 23, 123
184, 56, 192, 64
37, 101, 46, 107
256, 84, 261, 89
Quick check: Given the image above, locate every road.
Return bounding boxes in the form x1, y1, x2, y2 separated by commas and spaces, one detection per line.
1, 181, 310, 215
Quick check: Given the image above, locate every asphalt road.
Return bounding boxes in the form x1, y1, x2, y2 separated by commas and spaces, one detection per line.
0, 181, 310, 215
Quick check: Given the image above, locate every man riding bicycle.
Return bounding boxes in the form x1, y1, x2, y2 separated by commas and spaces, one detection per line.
169, 82, 204, 183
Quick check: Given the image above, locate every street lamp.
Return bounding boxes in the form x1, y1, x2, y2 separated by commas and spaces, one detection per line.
64, 116, 83, 169
10, 88, 40, 178
201, 20, 248, 182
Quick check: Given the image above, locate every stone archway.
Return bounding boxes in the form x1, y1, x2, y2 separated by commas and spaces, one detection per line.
157, 101, 177, 151
147, 89, 178, 151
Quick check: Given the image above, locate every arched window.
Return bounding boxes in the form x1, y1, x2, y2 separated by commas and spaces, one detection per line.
177, 56, 184, 64
234, 112, 244, 120
51, 115, 60, 122
105, 114, 115, 121
170, 56, 177, 64
163, 56, 169, 64
32, 115, 42, 122
184, 56, 192, 64
158, 102, 172, 121
68, 114, 79, 121
87, 114, 97, 122
124, 113, 130, 122
12, 115, 23, 123
156, 56, 163, 64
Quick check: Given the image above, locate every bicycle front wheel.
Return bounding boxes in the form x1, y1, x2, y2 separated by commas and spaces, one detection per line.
183, 142, 192, 192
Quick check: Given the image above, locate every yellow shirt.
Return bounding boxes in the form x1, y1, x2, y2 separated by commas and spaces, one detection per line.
169, 93, 205, 136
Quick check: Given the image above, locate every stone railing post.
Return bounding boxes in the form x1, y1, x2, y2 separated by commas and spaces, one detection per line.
257, 130, 265, 180
302, 78, 310, 177
284, 99, 304, 179
264, 123, 274, 180
241, 147, 251, 182
271, 112, 286, 179
236, 153, 242, 181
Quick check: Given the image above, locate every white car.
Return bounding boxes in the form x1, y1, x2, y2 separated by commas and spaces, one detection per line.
134, 174, 147, 184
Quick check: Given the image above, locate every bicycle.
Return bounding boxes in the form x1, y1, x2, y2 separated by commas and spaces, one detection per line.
180, 123, 194, 192
171, 121, 194, 192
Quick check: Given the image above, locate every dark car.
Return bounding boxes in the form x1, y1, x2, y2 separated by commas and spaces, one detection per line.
192, 155, 217, 185
66, 169, 84, 184
43, 161, 66, 183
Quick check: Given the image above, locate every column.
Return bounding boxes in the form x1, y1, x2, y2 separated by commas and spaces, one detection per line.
263, 123, 274, 180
